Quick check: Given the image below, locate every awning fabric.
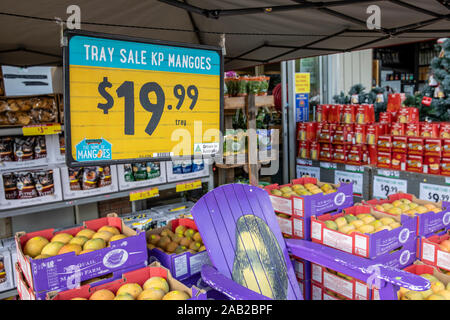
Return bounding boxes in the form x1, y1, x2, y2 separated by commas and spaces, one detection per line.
0, 0, 449, 70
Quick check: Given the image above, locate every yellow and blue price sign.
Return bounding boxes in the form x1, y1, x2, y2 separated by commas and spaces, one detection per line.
64, 30, 223, 166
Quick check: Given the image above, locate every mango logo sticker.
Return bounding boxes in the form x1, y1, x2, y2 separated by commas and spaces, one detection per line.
97, 149, 103, 158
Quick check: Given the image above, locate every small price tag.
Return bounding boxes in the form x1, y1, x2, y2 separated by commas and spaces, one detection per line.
129, 187, 159, 201
297, 158, 313, 166
419, 183, 450, 203
377, 169, 400, 178
345, 165, 364, 173
176, 180, 202, 193
320, 162, 337, 170
296, 165, 320, 180
373, 176, 407, 199
335, 170, 363, 196
22, 123, 62, 136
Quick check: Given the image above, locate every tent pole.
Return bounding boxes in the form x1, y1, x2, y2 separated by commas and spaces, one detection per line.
281, 61, 289, 185
287, 60, 297, 182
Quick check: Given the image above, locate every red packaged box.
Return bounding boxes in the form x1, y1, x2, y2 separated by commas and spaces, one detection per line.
406, 155, 423, 173
297, 122, 307, 141
441, 158, 450, 176
424, 156, 441, 175
319, 143, 332, 161
343, 105, 356, 124
368, 145, 377, 165
310, 141, 320, 161
318, 124, 334, 143
377, 135, 392, 153
366, 123, 385, 146
406, 123, 420, 137
298, 140, 311, 159
332, 145, 347, 163
354, 124, 367, 144
392, 136, 408, 154
328, 105, 341, 124
333, 124, 354, 145
398, 107, 419, 124
379, 112, 393, 124
356, 105, 375, 124
339, 104, 346, 123
391, 123, 405, 136
347, 145, 364, 165
407, 137, 424, 155
420, 122, 440, 138
306, 122, 318, 141
440, 123, 450, 139
424, 138, 442, 157
377, 152, 392, 169
391, 153, 406, 171
444, 139, 450, 158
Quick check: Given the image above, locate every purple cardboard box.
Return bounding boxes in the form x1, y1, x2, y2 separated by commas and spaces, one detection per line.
147, 218, 211, 280
180, 273, 230, 300
265, 177, 353, 218
311, 205, 417, 259
15, 214, 148, 294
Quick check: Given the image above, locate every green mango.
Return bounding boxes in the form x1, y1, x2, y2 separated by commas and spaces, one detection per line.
344, 214, 358, 223
232, 215, 288, 300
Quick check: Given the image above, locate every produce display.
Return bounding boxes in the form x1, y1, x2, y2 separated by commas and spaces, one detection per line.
320, 212, 400, 235
0, 96, 58, 126
22, 225, 128, 259
71, 276, 189, 300
224, 73, 270, 97
270, 182, 337, 198
371, 198, 441, 217
147, 225, 205, 255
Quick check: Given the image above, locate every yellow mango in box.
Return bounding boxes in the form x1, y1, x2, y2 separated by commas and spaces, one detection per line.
392, 200, 404, 207
427, 294, 445, 300
291, 184, 303, 190
369, 220, 383, 229
271, 189, 283, 196
361, 216, 376, 224
398, 204, 410, 212
356, 214, 369, 220
374, 205, 385, 212
424, 204, 437, 211
117, 283, 143, 299
401, 199, 411, 204
23, 236, 49, 258
431, 281, 445, 293
280, 186, 293, 193
390, 222, 401, 229
381, 203, 394, 210
304, 183, 315, 189
380, 217, 396, 226
358, 225, 375, 234
41, 241, 65, 256
402, 291, 424, 300
387, 207, 402, 215
335, 217, 347, 229
51, 233, 73, 244
310, 189, 323, 195
438, 290, 450, 300
338, 225, 355, 234
350, 220, 364, 228
405, 209, 417, 216
408, 202, 419, 210
375, 226, 392, 233
416, 206, 428, 214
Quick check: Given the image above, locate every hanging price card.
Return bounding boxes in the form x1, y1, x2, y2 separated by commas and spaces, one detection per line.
419, 183, 450, 203
373, 176, 407, 199
129, 187, 159, 201
176, 179, 202, 192
23, 123, 62, 136
320, 162, 337, 170
335, 170, 363, 196
296, 165, 320, 180
64, 30, 222, 166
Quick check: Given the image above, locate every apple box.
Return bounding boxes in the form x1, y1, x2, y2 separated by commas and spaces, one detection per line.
419, 230, 450, 272
47, 262, 207, 300
146, 218, 211, 280
406, 155, 423, 173
365, 193, 450, 236
311, 205, 417, 259
15, 213, 148, 294
311, 263, 370, 300
265, 177, 353, 217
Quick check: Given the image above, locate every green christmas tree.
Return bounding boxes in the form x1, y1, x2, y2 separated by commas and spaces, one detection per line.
418, 38, 450, 121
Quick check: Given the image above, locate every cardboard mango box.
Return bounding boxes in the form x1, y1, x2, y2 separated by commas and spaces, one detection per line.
15, 261, 147, 300
276, 214, 308, 240
365, 193, 450, 236
419, 229, 450, 272
372, 260, 450, 300
15, 213, 148, 294
311, 281, 349, 300
290, 256, 311, 281
311, 205, 417, 259
47, 262, 207, 300
146, 218, 211, 280
297, 279, 311, 300
265, 177, 353, 218
311, 263, 371, 300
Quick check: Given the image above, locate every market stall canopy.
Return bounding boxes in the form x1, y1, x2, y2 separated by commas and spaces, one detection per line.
0, 0, 449, 70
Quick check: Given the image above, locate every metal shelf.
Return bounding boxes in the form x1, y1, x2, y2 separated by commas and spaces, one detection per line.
0, 176, 212, 219
0, 289, 17, 300
0, 124, 64, 136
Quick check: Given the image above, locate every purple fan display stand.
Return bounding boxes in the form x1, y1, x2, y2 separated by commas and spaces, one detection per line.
191, 184, 430, 300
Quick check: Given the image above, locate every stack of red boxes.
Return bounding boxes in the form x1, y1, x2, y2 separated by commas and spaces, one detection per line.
296, 105, 450, 176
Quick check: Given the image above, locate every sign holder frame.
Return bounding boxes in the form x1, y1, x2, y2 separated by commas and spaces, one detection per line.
63, 29, 224, 167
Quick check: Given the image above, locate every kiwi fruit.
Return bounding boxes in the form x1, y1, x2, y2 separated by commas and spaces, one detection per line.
179, 237, 192, 247
192, 232, 202, 242
148, 234, 160, 245
174, 245, 187, 254
184, 229, 195, 238
166, 242, 178, 253
198, 245, 206, 252
157, 236, 171, 250
189, 242, 202, 251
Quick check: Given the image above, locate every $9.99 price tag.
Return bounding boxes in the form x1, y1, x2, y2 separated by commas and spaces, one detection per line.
372, 176, 407, 199
65, 32, 222, 165
334, 170, 363, 196
419, 183, 450, 203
